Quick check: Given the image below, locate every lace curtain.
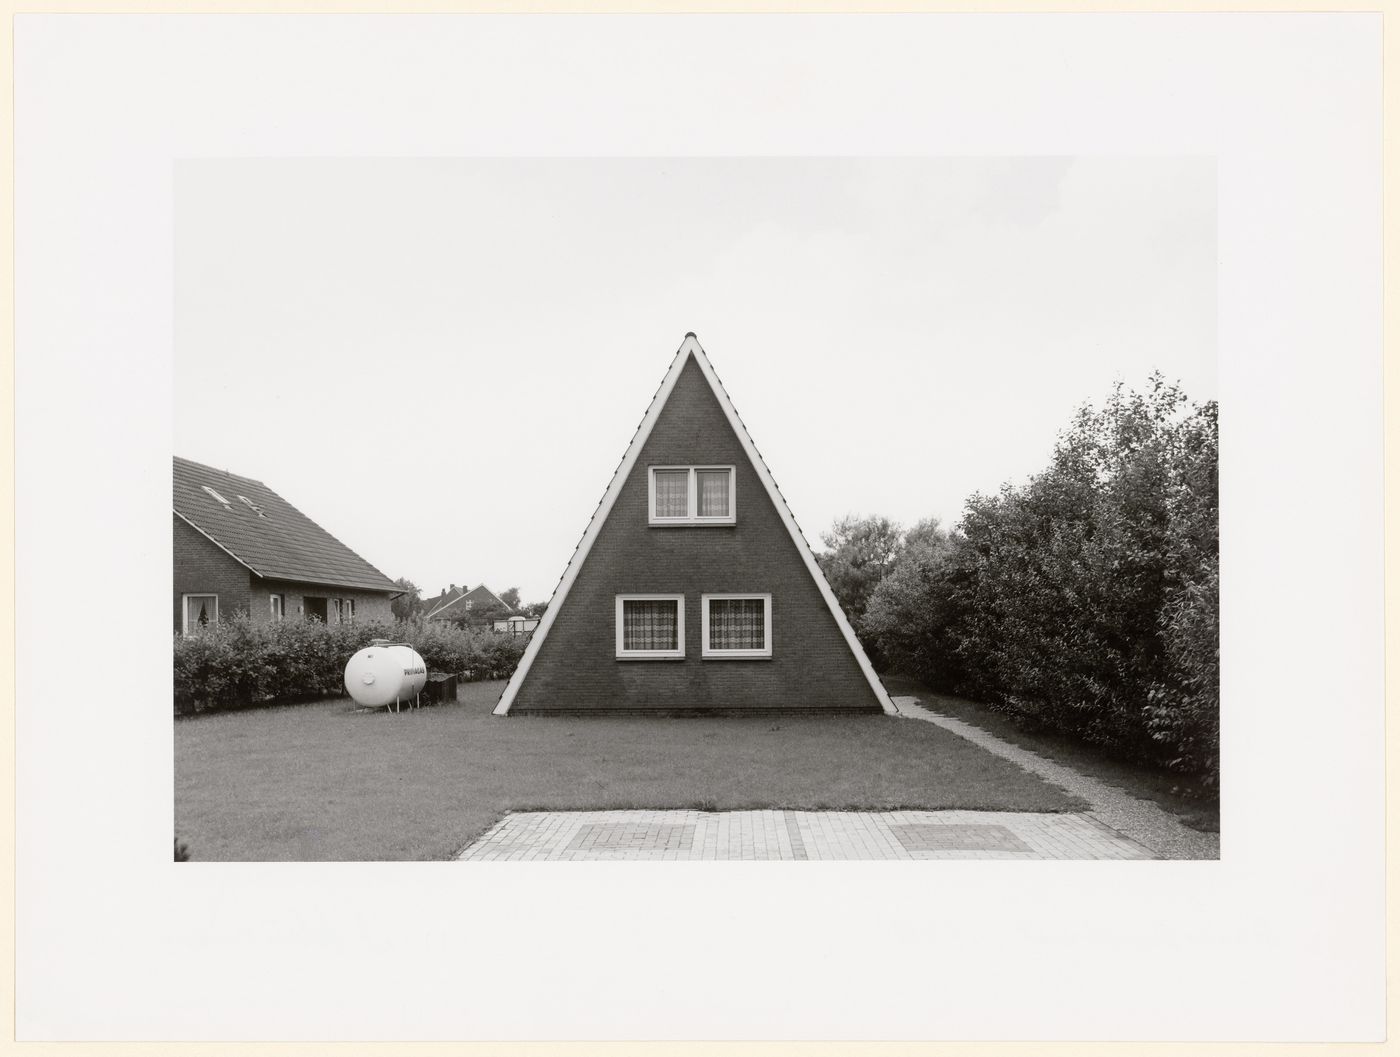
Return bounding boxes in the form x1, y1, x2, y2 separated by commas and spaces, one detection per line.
187, 595, 215, 629
623, 599, 679, 650
697, 469, 730, 517
654, 470, 689, 518
709, 597, 764, 650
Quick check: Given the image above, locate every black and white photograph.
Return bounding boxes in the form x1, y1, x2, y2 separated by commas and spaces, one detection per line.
14, 11, 1384, 1045
172, 157, 1219, 864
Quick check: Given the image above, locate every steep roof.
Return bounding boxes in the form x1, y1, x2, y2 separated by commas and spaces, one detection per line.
173, 456, 400, 594
492, 333, 894, 716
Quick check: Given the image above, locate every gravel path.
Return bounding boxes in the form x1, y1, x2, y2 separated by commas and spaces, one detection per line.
890, 696, 1220, 860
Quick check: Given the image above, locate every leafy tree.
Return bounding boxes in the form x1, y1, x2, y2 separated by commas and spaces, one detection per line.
816, 515, 904, 628
901, 517, 951, 559
863, 523, 967, 689
500, 587, 522, 611
391, 578, 422, 622
522, 600, 550, 618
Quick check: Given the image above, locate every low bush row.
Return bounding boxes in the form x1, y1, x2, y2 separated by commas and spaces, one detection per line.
173, 616, 528, 716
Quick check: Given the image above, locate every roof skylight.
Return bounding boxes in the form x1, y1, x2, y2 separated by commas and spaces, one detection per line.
202, 485, 232, 508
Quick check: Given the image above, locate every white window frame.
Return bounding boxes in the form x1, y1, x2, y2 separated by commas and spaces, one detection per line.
615, 594, 686, 660
648, 465, 736, 526
269, 593, 284, 621
701, 593, 773, 660
181, 593, 219, 636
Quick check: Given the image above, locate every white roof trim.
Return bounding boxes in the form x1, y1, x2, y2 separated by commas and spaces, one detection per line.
494, 334, 895, 716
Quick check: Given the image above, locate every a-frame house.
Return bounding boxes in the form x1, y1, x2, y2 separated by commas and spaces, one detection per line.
495, 334, 894, 716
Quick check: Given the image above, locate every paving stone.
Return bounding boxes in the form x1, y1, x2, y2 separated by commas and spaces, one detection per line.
458, 808, 1153, 861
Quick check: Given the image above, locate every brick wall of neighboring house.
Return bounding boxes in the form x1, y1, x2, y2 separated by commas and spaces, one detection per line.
511, 354, 883, 714
248, 578, 395, 626
173, 514, 252, 633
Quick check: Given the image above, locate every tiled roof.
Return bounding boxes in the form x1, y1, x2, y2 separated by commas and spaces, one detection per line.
173, 456, 399, 594
425, 583, 509, 618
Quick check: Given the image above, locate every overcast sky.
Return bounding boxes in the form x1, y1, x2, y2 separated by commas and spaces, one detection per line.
174, 157, 1215, 603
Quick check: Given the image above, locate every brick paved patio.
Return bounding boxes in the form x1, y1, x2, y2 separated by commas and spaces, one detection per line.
456, 808, 1153, 861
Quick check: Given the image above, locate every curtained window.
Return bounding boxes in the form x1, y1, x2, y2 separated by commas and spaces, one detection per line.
696, 469, 731, 517
183, 594, 218, 636
653, 470, 690, 519
702, 594, 772, 658
615, 595, 685, 658
648, 466, 735, 525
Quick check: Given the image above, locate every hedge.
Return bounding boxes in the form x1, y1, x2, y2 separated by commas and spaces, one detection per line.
863, 375, 1219, 785
173, 616, 528, 716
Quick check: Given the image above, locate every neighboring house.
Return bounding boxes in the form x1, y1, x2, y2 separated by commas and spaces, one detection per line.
173, 456, 401, 635
424, 583, 511, 623
492, 615, 541, 636
494, 334, 894, 716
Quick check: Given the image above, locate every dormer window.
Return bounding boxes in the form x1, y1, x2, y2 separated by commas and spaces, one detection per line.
648, 466, 736, 526
201, 485, 231, 509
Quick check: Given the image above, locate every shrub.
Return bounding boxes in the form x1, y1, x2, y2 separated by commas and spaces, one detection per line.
816, 515, 904, 632
173, 616, 528, 716
862, 534, 968, 692
864, 376, 1218, 784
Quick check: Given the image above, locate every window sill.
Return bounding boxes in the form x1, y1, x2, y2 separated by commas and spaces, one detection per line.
648, 518, 737, 528
616, 652, 686, 661
701, 651, 773, 660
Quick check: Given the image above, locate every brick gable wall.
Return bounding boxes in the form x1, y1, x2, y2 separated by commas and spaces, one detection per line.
511, 355, 882, 714
173, 514, 251, 632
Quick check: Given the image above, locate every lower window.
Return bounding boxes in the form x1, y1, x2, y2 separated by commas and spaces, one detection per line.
702, 594, 772, 659
269, 594, 284, 621
615, 594, 685, 660
182, 593, 218, 635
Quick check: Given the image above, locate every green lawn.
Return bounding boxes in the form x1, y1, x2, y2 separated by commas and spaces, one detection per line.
174, 680, 1085, 861
882, 674, 1220, 833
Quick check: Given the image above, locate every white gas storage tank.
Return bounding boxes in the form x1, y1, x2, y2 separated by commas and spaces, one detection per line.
344, 641, 428, 712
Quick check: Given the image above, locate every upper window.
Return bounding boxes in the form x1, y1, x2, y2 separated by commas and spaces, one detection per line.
182, 593, 218, 636
615, 594, 685, 659
648, 466, 736, 526
702, 594, 772, 659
